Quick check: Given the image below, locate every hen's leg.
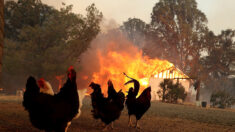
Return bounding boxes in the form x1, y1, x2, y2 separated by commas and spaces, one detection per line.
101, 122, 106, 127
102, 124, 109, 131
55, 122, 69, 132
65, 122, 71, 132
111, 122, 114, 129
135, 119, 140, 129
128, 115, 132, 127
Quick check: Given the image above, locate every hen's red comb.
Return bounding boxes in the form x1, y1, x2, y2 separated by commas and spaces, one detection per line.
39, 78, 45, 81
68, 66, 74, 71
38, 78, 45, 88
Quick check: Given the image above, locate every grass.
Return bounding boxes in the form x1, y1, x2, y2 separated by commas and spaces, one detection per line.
0, 96, 235, 132
0, 95, 23, 102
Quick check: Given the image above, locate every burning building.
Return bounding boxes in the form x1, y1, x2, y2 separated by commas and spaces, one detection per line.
78, 31, 196, 101
149, 67, 196, 101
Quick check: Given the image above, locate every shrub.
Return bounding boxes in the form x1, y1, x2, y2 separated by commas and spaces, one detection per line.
210, 90, 235, 108
158, 79, 187, 103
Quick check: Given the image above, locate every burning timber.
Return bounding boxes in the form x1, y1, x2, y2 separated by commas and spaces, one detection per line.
77, 32, 197, 102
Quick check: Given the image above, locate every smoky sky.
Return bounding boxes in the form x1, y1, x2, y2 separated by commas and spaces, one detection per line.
41, 0, 235, 35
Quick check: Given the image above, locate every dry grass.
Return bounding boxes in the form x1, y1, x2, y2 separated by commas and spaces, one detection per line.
0, 95, 23, 102
0, 96, 235, 132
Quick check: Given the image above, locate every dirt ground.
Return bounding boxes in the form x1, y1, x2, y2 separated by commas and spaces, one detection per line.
0, 96, 235, 132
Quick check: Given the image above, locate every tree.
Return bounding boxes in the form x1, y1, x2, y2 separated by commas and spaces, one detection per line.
68, 3, 103, 57
158, 79, 172, 102
158, 79, 187, 103
121, 18, 148, 48
121, 0, 234, 101
143, 0, 212, 101
210, 90, 235, 108
0, 0, 3, 82
166, 81, 187, 103
3, 1, 102, 93
199, 29, 235, 98
4, 0, 56, 40
203, 29, 235, 80
146, 0, 208, 75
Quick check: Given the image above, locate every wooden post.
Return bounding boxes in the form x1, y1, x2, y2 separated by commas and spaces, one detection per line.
194, 80, 200, 101
0, 0, 4, 83
177, 78, 179, 84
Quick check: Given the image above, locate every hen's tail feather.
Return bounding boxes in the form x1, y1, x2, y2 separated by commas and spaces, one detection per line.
74, 88, 87, 119
124, 80, 134, 85
137, 87, 151, 101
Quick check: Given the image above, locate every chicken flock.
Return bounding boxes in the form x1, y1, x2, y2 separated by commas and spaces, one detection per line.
23, 67, 151, 132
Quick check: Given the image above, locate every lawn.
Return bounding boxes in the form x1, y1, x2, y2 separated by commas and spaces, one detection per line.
0, 96, 235, 132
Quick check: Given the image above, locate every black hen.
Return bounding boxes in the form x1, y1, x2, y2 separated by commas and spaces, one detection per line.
23, 67, 79, 132
125, 76, 151, 129
89, 80, 125, 130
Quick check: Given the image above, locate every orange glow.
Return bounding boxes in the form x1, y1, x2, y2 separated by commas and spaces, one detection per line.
90, 44, 188, 96
55, 75, 65, 90
82, 76, 89, 80
85, 93, 90, 96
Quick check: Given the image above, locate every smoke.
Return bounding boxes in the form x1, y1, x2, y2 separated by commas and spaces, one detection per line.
200, 78, 235, 103
99, 18, 120, 33
76, 28, 140, 92
76, 21, 191, 98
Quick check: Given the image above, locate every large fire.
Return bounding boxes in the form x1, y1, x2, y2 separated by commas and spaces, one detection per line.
90, 42, 188, 96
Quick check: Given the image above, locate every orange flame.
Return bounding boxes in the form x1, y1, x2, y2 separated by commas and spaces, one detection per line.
91, 45, 188, 96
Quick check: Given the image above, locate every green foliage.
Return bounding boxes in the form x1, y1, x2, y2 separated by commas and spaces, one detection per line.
210, 90, 235, 109
148, 0, 208, 74
158, 79, 187, 103
158, 79, 172, 102
201, 29, 235, 80
4, 0, 56, 40
120, 18, 148, 47
3, 1, 102, 93
166, 82, 187, 103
